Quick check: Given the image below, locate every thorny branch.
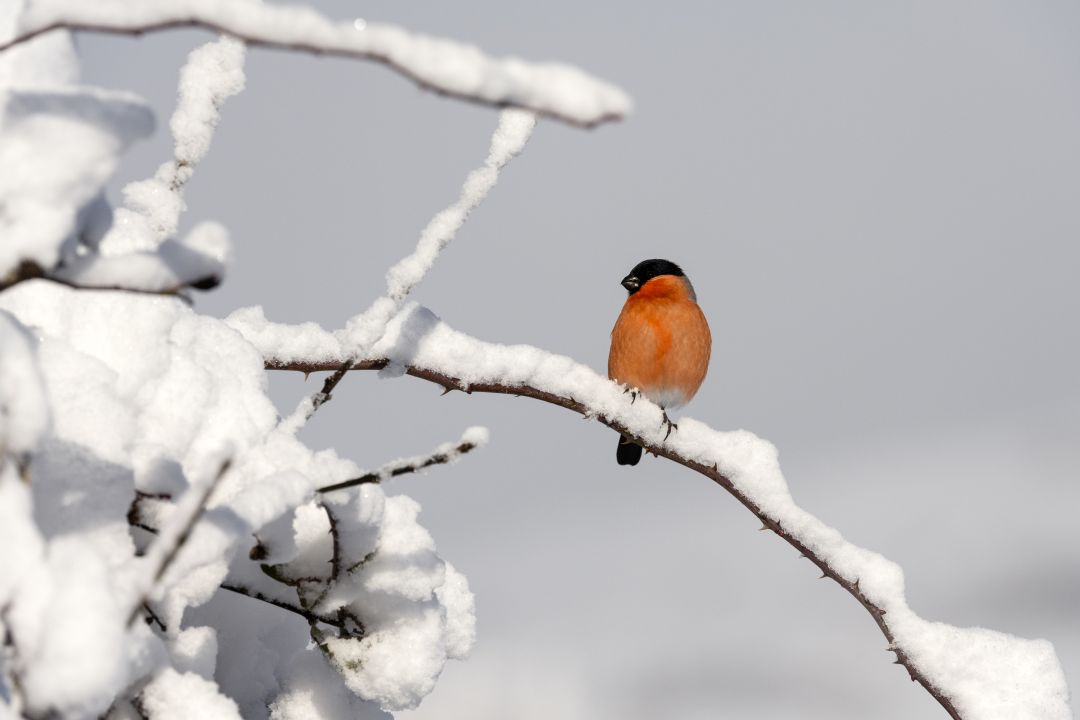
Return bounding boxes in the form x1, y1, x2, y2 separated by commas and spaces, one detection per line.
0, 17, 622, 129
267, 356, 963, 720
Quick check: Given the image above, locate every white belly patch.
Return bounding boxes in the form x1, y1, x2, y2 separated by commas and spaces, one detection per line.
642, 387, 689, 409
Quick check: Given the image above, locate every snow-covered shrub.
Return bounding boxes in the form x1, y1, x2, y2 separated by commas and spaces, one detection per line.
0, 1, 624, 717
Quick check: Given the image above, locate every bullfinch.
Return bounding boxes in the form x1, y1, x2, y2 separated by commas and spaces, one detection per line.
608, 259, 712, 465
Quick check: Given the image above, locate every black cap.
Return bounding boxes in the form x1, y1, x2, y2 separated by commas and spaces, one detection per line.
621, 259, 685, 294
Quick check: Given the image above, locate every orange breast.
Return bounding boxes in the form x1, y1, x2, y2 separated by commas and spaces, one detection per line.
608, 277, 711, 408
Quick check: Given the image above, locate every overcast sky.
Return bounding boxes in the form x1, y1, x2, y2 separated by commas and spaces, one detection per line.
80, 1, 1079, 717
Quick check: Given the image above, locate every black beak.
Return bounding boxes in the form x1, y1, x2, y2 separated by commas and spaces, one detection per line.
621, 275, 640, 292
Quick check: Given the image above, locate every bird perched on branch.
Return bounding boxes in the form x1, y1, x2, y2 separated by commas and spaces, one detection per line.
608, 259, 712, 465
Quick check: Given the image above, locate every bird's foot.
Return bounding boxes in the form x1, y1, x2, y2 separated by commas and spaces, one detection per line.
623, 386, 640, 405
660, 410, 678, 441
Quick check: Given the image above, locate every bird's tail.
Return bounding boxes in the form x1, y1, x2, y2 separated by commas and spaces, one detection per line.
616, 435, 642, 466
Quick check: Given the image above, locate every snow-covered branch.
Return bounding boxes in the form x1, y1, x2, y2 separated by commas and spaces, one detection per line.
248, 303, 1071, 720
2, 0, 630, 127
342, 108, 535, 357
0, 17, 239, 295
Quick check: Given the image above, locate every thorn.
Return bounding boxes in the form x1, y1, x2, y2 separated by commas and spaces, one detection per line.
798, 553, 806, 558
819, 573, 828, 579
440, 386, 453, 396
759, 524, 769, 531
303, 372, 311, 381
893, 660, 903, 665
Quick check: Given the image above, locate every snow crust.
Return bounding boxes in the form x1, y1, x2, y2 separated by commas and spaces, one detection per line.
17, 0, 631, 126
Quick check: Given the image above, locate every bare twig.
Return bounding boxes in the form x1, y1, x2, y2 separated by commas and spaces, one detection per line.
126, 490, 172, 535
127, 459, 231, 627
219, 583, 343, 628
267, 356, 962, 720
310, 502, 344, 610
317, 436, 481, 493
0, 17, 623, 129
140, 602, 167, 632
306, 361, 352, 421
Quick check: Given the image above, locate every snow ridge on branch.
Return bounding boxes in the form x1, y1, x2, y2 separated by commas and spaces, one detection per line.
280, 109, 534, 433
52, 33, 245, 292
344, 109, 535, 354
3, 0, 632, 127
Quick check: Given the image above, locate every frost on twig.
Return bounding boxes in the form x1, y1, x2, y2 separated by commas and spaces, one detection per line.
250, 303, 1073, 720
98, 35, 246, 255
317, 427, 489, 493
3, 0, 631, 128
344, 108, 535, 354
56, 34, 247, 292
279, 109, 534, 435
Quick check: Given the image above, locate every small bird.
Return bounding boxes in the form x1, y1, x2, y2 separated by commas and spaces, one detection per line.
608, 259, 712, 465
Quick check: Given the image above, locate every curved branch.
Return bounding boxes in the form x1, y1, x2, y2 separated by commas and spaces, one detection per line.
267, 356, 962, 720
0, 10, 628, 128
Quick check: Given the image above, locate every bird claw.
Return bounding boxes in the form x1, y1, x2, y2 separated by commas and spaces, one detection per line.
623, 386, 640, 405
660, 411, 678, 441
